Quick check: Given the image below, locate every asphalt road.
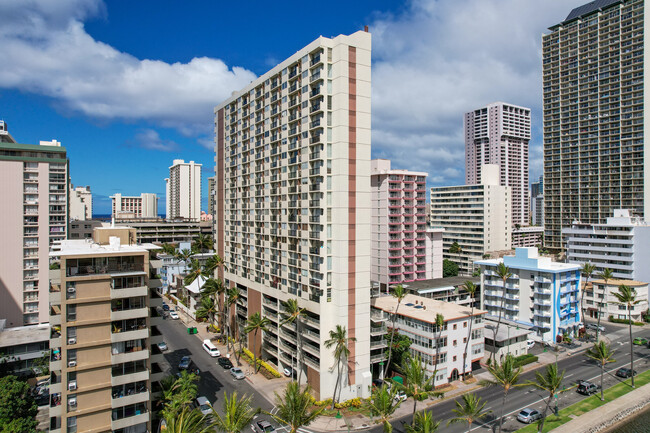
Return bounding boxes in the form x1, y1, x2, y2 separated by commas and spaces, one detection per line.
157, 317, 277, 429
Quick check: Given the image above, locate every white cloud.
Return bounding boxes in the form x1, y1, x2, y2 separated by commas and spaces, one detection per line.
127, 129, 179, 152
0, 0, 256, 135
370, 0, 585, 186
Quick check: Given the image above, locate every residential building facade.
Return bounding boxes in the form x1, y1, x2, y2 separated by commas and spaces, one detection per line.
370, 159, 442, 290
48, 227, 164, 433
166, 159, 202, 221
475, 247, 582, 343
207, 176, 216, 218
465, 102, 530, 226
0, 136, 68, 327
430, 164, 511, 275
0, 320, 49, 377
111, 193, 158, 220
531, 175, 544, 226
69, 185, 92, 221
583, 278, 648, 320
371, 294, 486, 386
542, 0, 648, 248
563, 209, 650, 283
213, 31, 372, 400
512, 226, 545, 248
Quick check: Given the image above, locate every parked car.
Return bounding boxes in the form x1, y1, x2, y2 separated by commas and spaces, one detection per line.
255, 421, 275, 433
162, 303, 170, 311
586, 323, 605, 332
616, 367, 637, 378
230, 367, 245, 380
283, 367, 295, 378
517, 408, 542, 424
178, 356, 191, 370
394, 390, 407, 403
195, 396, 212, 415
526, 340, 535, 349
202, 339, 221, 357
157, 342, 168, 351
217, 357, 233, 369
169, 311, 180, 320
633, 337, 647, 346
577, 381, 600, 396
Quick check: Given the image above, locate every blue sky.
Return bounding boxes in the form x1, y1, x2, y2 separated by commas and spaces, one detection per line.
0, 0, 585, 215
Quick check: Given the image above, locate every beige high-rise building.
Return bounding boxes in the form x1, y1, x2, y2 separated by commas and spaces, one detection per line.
0, 128, 68, 327
111, 193, 158, 220
48, 227, 164, 433
430, 164, 511, 275
207, 176, 216, 217
465, 102, 530, 227
214, 31, 372, 400
165, 159, 202, 221
543, 0, 648, 248
69, 185, 92, 221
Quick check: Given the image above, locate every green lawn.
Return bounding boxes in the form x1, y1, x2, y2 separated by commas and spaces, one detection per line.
515, 368, 650, 432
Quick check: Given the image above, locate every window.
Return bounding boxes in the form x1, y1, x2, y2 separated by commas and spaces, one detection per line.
463, 322, 467, 328
453, 340, 457, 347
463, 337, 467, 344
453, 324, 457, 330
453, 355, 457, 362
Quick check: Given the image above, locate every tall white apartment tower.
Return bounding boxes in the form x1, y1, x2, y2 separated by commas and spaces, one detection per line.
166, 159, 202, 221
0, 133, 68, 327
465, 102, 531, 227
542, 0, 648, 248
214, 31, 372, 400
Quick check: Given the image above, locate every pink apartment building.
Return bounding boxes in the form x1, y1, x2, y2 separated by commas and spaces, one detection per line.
371, 159, 443, 292
0, 123, 68, 327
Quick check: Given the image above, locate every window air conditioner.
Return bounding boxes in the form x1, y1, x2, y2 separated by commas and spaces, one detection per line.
68, 360, 77, 367
68, 398, 77, 407
68, 338, 77, 345
68, 381, 77, 391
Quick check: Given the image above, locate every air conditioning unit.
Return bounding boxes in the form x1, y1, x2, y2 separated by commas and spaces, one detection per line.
68, 381, 77, 391
67, 287, 76, 293
68, 337, 77, 345
68, 398, 77, 407
68, 360, 77, 367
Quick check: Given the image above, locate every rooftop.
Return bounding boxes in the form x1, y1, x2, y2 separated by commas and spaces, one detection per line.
399, 276, 480, 294
475, 247, 580, 273
0, 323, 49, 348
372, 294, 486, 323
564, 0, 621, 23
591, 279, 648, 288
52, 237, 160, 257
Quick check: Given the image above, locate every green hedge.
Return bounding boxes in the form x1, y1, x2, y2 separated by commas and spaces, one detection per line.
608, 316, 645, 326
513, 354, 538, 368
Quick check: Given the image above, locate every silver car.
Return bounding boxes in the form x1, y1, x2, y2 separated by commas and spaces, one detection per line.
230, 367, 245, 380
517, 408, 542, 424
195, 396, 212, 415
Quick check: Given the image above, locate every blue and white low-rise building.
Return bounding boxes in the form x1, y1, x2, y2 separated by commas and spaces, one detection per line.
475, 247, 582, 344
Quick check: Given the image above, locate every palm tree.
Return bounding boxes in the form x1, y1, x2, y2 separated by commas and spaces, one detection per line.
399, 353, 441, 422
595, 268, 614, 339
492, 263, 512, 361
460, 281, 478, 380
194, 233, 214, 254
184, 258, 206, 285
385, 284, 407, 377
161, 243, 177, 256
432, 313, 445, 383
585, 341, 615, 401
226, 286, 242, 364
270, 382, 324, 433
613, 284, 640, 388
177, 248, 193, 263
324, 325, 356, 408
482, 353, 523, 433
212, 391, 259, 433
280, 298, 306, 383
364, 384, 403, 433
161, 371, 199, 420
204, 254, 224, 276
164, 406, 211, 433
196, 296, 218, 325
447, 393, 490, 433
581, 263, 596, 332
529, 363, 565, 432
405, 410, 440, 433
244, 312, 271, 374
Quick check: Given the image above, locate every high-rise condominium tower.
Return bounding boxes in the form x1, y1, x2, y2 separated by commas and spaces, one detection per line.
0, 127, 68, 327
69, 185, 92, 221
214, 31, 371, 400
111, 193, 159, 220
542, 0, 647, 248
465, 102, 530, 227
165, 159, 202, 221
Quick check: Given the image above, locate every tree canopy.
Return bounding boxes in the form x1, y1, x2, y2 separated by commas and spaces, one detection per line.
443, 259, 459, 278
0, 376, 38, 433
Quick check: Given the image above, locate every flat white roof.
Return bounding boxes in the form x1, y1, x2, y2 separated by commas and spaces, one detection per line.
51, 239, 160, 257
372, 294, 486, 323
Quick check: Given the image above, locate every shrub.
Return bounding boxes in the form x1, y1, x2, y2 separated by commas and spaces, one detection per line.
513, 354, 538, 368
609, 316, 645, 326
240, 348, 282, 378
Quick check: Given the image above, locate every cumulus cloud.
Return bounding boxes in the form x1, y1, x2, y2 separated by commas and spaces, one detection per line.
370, 0, 585, 186
0, 0, 256, 134
126, 129, 179, 152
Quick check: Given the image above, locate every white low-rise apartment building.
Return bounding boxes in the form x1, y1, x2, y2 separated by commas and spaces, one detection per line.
563, 209, 650, 284
371, 294, 486, 386
583, 278, 648, 322
475, 247, 582, 344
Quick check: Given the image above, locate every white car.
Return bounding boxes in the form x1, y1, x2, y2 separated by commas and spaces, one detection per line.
586, 323, 605, 332
195, 396, 212, 415
230, 367, 245, 380
169, 311, 180, 320
394, 390, 407, 403
202, 339, 220, 357
526, 339, 535, 349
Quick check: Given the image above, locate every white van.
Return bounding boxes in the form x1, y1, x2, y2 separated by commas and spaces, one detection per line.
202, 339, 220, 357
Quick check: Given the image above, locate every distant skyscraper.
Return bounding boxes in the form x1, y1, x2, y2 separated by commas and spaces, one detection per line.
465, 102, 530, 227
543, 0, 647, 248
166, 159, 202, 221
69, 185, 92, 220
531, 175, 544, 226
0, 130, 68, 327
111, 193, 158, 220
